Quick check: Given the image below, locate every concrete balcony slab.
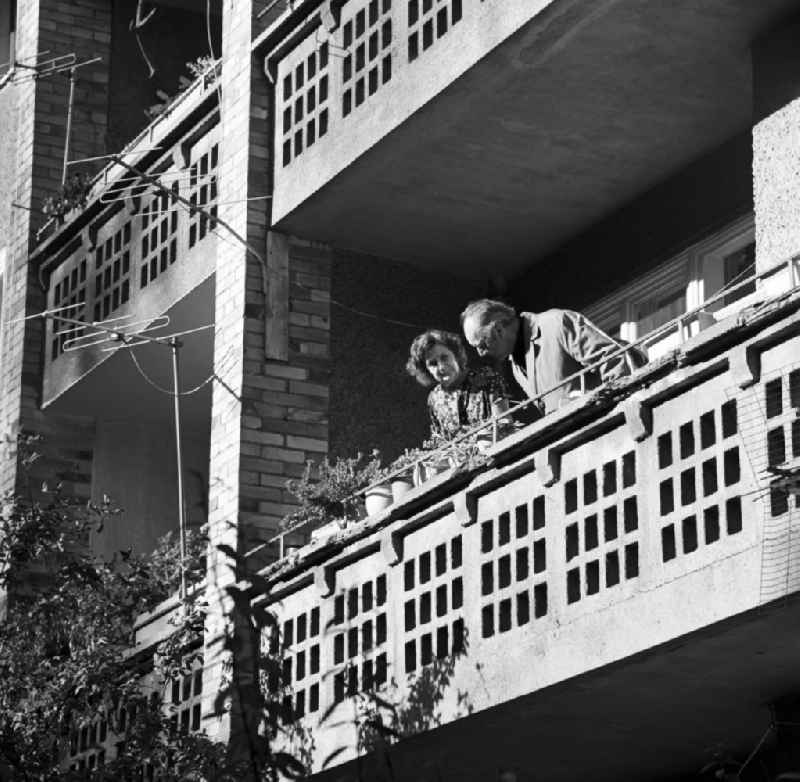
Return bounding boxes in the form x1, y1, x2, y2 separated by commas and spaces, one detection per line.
268, 0, 794, 279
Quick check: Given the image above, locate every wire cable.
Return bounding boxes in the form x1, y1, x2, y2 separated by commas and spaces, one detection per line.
206, 0, 224, 110
128, 348, 214, 397
127, 345, 243, 404
737, 723, 774, 780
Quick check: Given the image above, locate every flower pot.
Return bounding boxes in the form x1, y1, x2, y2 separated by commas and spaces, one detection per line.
491, 397, 510, 420
364, 483, 393, 516
391, 475, 414, 502
476, 431, 495, 452
416, 459, 451, 485
310, 519, 345, 542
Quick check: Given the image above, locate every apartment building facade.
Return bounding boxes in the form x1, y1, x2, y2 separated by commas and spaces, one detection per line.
3, 0, 800, 778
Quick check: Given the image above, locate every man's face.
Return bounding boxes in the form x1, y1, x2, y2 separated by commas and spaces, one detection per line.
464, 315, 513, 359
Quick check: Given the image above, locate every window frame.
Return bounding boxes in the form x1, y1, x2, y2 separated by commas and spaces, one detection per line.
584, 213, 756, 360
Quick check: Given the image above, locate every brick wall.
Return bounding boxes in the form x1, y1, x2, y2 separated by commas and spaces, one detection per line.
204, 0, 270, 746
204, 0, 340, 744
0, 0, 111, 496
0, 0, 39, 493
0, 86, 18, 247
238, 238, 331, 552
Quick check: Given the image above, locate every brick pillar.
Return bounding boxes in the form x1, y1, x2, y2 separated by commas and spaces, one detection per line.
0, 0, 39, 494
0, 0, 110, 495
240, 237, 331, 552
751, 14, 800, 287
204, 0, 333, 749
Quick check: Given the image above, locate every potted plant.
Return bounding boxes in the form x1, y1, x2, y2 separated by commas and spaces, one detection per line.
41, 172, 93, 226
363, 480, 393, 516
361, 445, 441, 515
384, 448, 432, 501
429, 428, 494, 471
282, 451, 382, 541
416, 436, 456, 483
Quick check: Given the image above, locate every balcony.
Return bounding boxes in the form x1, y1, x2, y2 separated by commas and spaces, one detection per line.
261, 0, 795, 278
250, 278, 800, 780
36, 69, 220, 410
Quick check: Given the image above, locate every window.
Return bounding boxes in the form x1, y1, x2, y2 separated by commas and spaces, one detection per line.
585, 214, 756, 361
721, 241, 756, 306
635, 288, 686, 336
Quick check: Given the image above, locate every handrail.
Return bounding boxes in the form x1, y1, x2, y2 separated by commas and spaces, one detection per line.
268, 254, 799, 556
31, 61, 222, 259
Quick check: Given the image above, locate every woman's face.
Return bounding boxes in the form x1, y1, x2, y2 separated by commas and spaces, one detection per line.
425, 343, 462, 388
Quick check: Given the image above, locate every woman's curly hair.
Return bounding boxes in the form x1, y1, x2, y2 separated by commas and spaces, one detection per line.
406, 329, 468, 388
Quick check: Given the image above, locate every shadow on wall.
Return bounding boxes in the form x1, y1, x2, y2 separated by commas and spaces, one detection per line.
329, 250, 482, 462
311, 626, 474, 782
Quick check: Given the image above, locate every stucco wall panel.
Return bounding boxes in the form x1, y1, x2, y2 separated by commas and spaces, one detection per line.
753, 97, 800, 274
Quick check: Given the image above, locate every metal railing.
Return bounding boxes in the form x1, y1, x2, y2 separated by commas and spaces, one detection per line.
268, 255, 799, 557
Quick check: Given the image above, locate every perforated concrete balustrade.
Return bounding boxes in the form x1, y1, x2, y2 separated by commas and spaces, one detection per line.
275, 0, 465, 171
65, 656, 204, 773
42, 114, 220, 405
269, 0, 538, 221
258, 296, 800, 772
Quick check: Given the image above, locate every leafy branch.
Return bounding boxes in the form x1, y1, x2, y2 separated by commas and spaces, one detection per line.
41, 173, 93, 224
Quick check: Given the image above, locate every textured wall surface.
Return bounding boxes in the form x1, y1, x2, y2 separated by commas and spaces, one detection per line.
0, 88, 18, 246
753, 98, 800, 272
329, 249, 480, 462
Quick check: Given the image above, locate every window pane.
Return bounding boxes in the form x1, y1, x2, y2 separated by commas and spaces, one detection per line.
723, 242, 755, 306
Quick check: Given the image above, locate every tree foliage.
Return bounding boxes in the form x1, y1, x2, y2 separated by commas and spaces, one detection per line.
0, 476, 224, 780
0, 440, 469, 781
0, 428, 318, 782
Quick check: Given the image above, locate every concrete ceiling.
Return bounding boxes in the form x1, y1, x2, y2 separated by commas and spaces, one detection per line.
276, 0, 796, 280
46, 278, 215, 430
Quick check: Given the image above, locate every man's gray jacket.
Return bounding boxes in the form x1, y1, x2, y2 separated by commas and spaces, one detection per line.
509, 309, 644, 414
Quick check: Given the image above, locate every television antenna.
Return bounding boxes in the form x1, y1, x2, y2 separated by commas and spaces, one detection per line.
44, 307, 214, 601
10, 52, 103, 185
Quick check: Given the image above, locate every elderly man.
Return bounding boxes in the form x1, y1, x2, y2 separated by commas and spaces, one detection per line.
461, 299, 644, 415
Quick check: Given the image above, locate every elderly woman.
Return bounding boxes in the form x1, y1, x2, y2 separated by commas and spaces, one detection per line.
406, 329, 511, 439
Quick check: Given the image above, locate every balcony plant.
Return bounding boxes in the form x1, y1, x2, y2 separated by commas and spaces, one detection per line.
385, 448, 425, 501
145, 56, 218, 121
360, 446, 441, 516
41, 172, 93, 225
423, 429, 495, 473
282, 451, 383, 537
